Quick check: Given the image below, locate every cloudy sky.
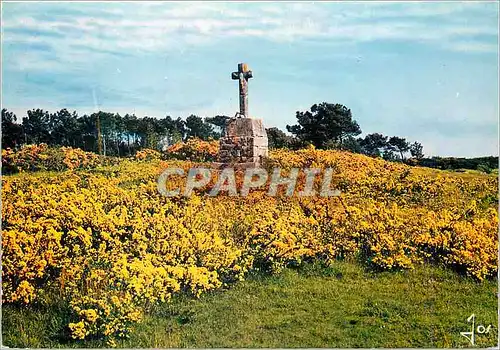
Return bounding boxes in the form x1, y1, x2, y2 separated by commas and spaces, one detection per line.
1, 1, 498, 157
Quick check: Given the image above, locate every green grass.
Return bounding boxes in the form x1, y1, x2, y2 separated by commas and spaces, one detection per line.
2, 261, 497, 348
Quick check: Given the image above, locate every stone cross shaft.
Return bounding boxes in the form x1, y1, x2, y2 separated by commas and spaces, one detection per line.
231, 63, 253, 118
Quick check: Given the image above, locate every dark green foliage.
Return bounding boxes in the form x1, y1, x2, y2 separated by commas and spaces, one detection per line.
266, 127, 301, 149
382, 149, 397, 161
1, 108, 219, 155
414, 156, 499, 171
2, 104, 496, 171
1, 109, 23, 149
287, 102, 361, 149
49, 109, 82, 147
409, 141, 424, 159
359, 133, 388, 157
388, 136, 410, 161
477, 163, 492, 174
23, 109, 52, 144
185, 115, 217, 141
206, 115, 230, 138
339, 135, 362, 153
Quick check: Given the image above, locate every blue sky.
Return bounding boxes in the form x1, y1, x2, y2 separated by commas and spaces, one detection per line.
1, 1, 498, 157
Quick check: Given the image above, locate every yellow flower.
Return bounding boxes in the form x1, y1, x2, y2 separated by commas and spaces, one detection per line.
80, 309, 99, 323
2, 143, 497, 342
69, 321, 86, 339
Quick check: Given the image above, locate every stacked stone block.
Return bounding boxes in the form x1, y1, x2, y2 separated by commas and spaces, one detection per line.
218, 118, 268, 165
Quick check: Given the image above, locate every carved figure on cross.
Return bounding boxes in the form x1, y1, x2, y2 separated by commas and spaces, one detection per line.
231, 63, 253, 118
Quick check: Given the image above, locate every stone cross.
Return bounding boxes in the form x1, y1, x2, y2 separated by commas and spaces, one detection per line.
231, 63, 253, 118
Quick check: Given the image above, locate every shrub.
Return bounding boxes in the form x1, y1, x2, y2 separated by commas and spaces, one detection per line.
2, 147, 497, 344
1, 144, 119, 174
164, 138, 219, 162
134, 148, 161, 161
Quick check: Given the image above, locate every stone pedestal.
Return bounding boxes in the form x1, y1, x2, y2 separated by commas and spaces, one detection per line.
217, 118, 268, 167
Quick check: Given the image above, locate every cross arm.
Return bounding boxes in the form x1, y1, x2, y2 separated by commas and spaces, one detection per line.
231, 71, 253, 80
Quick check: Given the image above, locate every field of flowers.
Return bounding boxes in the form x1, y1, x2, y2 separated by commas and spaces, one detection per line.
1, 144, 121, 173
2, 141, 498, 346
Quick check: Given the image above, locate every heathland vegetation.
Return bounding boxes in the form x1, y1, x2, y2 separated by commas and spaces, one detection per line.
2, 103, 497, 173
2, 140, 497, 347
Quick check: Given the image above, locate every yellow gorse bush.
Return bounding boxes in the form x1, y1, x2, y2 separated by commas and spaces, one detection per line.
2, 144, 119, 173
134, 148, 161, 161
165, 138, 219, 162
2, 142, 498, 344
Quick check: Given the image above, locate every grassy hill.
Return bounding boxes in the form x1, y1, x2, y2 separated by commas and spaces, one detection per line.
2, 144, 498, 347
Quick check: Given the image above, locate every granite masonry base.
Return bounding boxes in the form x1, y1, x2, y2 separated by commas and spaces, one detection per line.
211, 161, 263, 170
218, 117, 268, 166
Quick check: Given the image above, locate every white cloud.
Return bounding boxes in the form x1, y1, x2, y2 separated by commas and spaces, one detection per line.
445, 41, 499, 54
2, 1, 497, 67
2, 2, 496, 157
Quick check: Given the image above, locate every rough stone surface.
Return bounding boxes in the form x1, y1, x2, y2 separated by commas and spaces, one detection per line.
216, 63, 268, 167
232, 63, 252, 118
218, 117, 268, 165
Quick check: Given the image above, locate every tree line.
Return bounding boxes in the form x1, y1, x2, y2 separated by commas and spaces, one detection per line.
269, 102, 496, 172
269, 102, 424, 162
2, 108, 229, 156
1, 103, 422, 160
2, 103, 497, 172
